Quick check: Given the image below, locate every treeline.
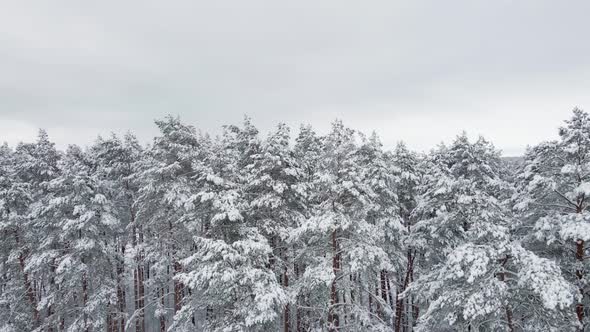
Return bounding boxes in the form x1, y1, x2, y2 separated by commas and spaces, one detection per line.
1, 109, 589, 332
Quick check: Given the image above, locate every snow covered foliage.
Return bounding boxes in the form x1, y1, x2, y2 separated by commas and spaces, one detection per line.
173, 118, 288, 332
410, 133, 577, 331
514, 108, 590, 331
1, 109, 589, 331
287, 122, 404, 331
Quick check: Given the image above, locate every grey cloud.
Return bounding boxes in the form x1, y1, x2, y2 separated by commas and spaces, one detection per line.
1, 0, 590, 154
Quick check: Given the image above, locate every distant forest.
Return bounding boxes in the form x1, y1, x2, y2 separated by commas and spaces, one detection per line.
1, 109, 589, 332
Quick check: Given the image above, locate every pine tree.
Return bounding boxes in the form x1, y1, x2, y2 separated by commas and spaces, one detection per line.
291, 121, 399, 331
0, 142, 36, 332
412, 134, 575, 331
2, 113, 587, 332
91, 133, 143, 332
242, 123, 307, 332
134, 116, 202, 331
515, 108, 590, 331
176, 117, 288, 331
391, 142, 422, 331
290, 124, 324, 331
31, 143, 120, 331
0, 130, 61, 331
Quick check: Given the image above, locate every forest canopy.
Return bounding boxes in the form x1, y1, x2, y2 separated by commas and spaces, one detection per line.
1, 109, 590, 332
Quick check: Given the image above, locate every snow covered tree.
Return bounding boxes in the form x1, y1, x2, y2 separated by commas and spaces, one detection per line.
176, 117, 288, 331
514, 108, 590, 331
90, 133, 143, 332
291, 121, 400, 331
0, 130, 61, 331
0, 142, 37, 332
289, 124, 324, 331
391, 142, 422, 331
29, 143, 121, 332
3, 112, 589, 332
134, 115, 202, 331
242, 123, 308, 332
411, 134, 575, 331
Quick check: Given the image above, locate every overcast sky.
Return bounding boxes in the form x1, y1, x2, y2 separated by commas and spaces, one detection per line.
2, 1, 590, 156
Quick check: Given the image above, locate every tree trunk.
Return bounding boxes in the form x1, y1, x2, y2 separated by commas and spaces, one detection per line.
160, 287, 167, 332
394, 286, 404, 332
396, 250, 414, 332
380, 270, 388, 308
576, 238, 585, 330
296, 296, 302, 332
384, 272, 395, 329
375, 282, 380, 317
498, 256, 514, 332
174, 261, 183, 313
14, 231, 39, 327
506, 305, 515, 332
328, 231, 340, 331
82, 270, 89, 332
138, 263, 145, 332
134, 267, 139, 332
139, 227, 145, 332
133, 225, 145, 332
368, 286, 373, 314
47, 257, 56, 332
137, 264, 145, 332
117, 243, 126, 332
408, 262, 420, 329
575, 190, 586, 331
284, 266, 290, 332
295, 263, 304, 332
107, 311, 113, 332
